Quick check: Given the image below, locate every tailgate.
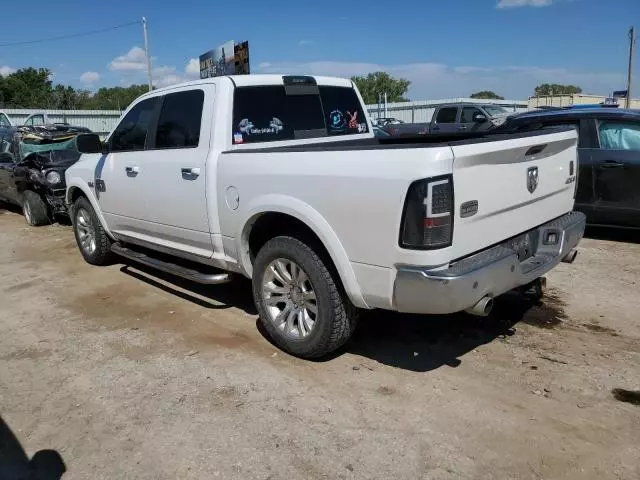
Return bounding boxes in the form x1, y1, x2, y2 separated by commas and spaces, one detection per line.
450, 129, 578, 260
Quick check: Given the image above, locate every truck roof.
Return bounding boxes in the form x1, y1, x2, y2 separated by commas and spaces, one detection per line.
145, 74, 354, 95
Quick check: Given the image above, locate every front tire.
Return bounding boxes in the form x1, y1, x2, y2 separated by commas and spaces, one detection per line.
22, 190, 50, 226
252, 236, 357, 359
72, 196, 114, 266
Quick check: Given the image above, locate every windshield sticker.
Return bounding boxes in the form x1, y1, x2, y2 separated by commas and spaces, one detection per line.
357, 123, 367, 133
329, 110, 346, 131
347, 110, 359, 129
233, 132, 244, 144
237, 117, 284, 136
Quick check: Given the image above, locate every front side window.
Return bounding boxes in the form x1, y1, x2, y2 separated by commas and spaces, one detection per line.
598, 121, 640, 151
0, 113, 10, 127
155, 90, 204, 149
435, 107, 457, 124
231, 84, 368, 144
110, 98, 157, 152
460, 107, 482, 123
27, 115, 44, 126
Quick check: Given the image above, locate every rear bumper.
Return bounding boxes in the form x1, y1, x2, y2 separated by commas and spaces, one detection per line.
393, 211, 586, 314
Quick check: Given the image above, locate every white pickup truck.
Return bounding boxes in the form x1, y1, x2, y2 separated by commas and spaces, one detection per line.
65, 74, 585, 358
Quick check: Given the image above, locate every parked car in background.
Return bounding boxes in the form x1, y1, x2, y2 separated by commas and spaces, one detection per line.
496, 108, 640, 229
375, 117, 404, 127
428, 103, 514, 133
0, 125, 83, 225
0, 111, 12, 127
66, 74, 583, 359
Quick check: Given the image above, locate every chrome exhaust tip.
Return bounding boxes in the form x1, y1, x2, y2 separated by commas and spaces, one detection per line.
465, 296, 494, 317
562, 249, 578, 264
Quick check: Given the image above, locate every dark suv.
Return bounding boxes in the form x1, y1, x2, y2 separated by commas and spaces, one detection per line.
497, 108, 640, 229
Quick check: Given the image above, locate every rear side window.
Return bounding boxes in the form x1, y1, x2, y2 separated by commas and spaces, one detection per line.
232, 84, 367, 144
110, 98, 157, 152
155, 90, 204, 149
435, 107, 457, 124
319, 86, 368, 136
598, 121, 640, 150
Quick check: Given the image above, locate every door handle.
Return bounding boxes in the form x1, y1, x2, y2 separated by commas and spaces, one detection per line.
458, 126, 467, 130
600, 161, 624, 169
431, 126, 440, 131
125, 166, 140, 175
181, 167, 201, 178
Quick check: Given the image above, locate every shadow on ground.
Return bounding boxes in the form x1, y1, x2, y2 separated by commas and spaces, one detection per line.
116, 256, 567, 373
0, 416, 66, 480
342, 291, 562, 372
0, 200, 22, 215
119, 263, 257, 315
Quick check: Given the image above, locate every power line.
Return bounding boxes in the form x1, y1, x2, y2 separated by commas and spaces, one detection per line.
0, 21, 141, 47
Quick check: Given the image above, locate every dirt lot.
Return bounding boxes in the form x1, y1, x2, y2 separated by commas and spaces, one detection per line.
1, 205, 639, 480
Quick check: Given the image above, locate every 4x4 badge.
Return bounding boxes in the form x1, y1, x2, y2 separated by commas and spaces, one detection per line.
527, 166, 539, 193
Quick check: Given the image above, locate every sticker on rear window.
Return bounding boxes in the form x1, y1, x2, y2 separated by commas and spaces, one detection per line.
237, 117, 284, 136
329, 110, 346, 131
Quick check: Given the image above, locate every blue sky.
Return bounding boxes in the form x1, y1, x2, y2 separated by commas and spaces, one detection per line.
1, 0, 638, 100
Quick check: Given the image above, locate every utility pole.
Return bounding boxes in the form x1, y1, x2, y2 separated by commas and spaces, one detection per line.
142, 17, 153, 91
626, 26, 635, 109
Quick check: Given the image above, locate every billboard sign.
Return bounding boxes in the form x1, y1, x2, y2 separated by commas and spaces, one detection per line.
199, 40, 250, 79
612, 90, 628, 98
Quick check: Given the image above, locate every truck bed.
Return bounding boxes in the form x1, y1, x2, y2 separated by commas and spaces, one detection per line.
225, 127, 573, 153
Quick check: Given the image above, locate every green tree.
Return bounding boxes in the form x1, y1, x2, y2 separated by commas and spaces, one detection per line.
83, 85, 150, 110
470, 90, 504, 100
350, 72, 411, 105
534, 83, 582, 97
0, 68, 54, 108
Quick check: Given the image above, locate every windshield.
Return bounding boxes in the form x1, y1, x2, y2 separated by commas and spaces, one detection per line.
483, 106, 508, 116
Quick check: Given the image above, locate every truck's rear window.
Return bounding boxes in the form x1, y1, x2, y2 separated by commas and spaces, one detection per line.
232, 85, 368, 144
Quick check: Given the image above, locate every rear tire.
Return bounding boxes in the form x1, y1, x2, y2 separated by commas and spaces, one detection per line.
22, 190, 50, 226
72, 196, 114, 266
252, 236, 358, 359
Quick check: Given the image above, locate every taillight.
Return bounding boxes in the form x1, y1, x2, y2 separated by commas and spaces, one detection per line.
400, 175, 453, 249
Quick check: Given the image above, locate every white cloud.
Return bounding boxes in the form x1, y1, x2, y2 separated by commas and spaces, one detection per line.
298, 40, 313, 46
497, 0, 553, 8
108, 46, 148, 72
0, 65, 16, 76
185, 58, 200, 77
110, 46, 202, 88
255, 60, 630, 100
80, 71, 100, 84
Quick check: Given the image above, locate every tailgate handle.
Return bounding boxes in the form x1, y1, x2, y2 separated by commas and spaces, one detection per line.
525, 144, 547, 156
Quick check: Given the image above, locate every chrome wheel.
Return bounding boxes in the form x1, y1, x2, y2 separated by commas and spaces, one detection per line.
75, 208, 97, 255
262, 258, 318, 339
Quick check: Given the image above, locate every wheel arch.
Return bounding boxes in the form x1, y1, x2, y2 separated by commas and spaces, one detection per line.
239, 196, 368, 309
65, 181, 113, 238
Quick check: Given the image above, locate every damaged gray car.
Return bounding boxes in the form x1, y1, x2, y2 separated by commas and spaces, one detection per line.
0, 126, 85, 226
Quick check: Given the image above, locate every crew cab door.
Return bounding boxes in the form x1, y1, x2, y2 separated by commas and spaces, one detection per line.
98, 87, 214, 257
590, 119, 640, 228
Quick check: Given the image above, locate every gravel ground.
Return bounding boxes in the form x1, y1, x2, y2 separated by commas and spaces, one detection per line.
1, 205, 639, 480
